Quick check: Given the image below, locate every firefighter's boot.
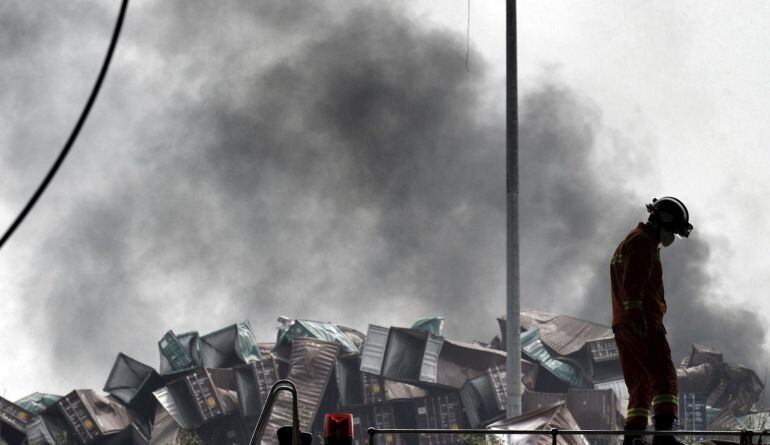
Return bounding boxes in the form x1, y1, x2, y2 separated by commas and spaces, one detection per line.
652, 414, 686, 445
623, 424, 648, 445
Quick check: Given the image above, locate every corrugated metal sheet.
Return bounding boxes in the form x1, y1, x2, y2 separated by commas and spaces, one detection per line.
415, 392, 468, 445
521, 328, 591, 388
361, 325, 389, 375
520, 309, 614, 356
522, 391, 566, 413
566, 389, 618, 430
488, 402, 589, 445
233, 357, 279, 417
263, 337, 340, 445
419, 335, 444, 384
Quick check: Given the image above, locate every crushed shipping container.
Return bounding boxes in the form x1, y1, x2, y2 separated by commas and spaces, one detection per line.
103, 353, 163, 423
262, 338, 340, 445
0, 396, 35, 445
153, 368, 238, 430
414, 392, 468, 445
233, 357, 279, 418
158, 331, 202, 376
199, 321, 262, 369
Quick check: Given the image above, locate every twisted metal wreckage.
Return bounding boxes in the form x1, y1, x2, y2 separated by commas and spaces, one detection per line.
0, 310, 764, 445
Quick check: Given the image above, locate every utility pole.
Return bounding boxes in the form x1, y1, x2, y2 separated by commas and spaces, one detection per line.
506, 0, 522, 418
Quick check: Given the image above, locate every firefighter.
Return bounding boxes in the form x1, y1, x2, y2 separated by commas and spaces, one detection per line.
611, 197, 693, 445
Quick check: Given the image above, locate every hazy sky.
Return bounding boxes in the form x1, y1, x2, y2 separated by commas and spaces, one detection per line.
1, 1, 768, 403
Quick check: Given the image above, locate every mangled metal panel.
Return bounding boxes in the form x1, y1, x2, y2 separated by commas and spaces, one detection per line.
233, 357, 279, 417
566, 388, 618, 444
383, 380, 427, 401
522, 391, 566, 413
14, 394, 61, 415
708, 363, 764, 413
274, 318, 358, 361
337, 326, 366, 353
336, 356, 364, 407
159, 331, 202, 376
153, 369, 238, 430
360, 325, 390, 375
200, 321, 261, 369
411, 318, 445, 337
361, 373, 426, 405
0, 396, 34, 445
487, 402, 589, 445
415, 392, 468, 445
689, 344, 724, 368
262, 338, 340, 445
677, 363, 719, 393
55, 390, 131, 444
501, 310, 614, 357
147, 406, 182, 445
360, 326, 445, 386
103, 353, 163, 419
521, 327, 591, 389
434, 340, 505, 389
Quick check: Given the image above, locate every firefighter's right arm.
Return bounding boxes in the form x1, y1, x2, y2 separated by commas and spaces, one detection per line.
621, 237, 653, 337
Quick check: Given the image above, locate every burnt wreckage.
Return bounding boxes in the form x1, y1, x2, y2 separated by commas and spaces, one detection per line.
0, 311, 764, 445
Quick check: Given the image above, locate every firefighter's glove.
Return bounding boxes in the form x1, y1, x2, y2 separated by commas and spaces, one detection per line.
628, 309, 647, 338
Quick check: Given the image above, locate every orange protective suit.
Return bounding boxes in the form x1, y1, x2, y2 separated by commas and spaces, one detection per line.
610, 223, 679, 426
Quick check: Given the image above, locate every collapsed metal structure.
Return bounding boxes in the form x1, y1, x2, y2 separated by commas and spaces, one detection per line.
0, 311, 764, 445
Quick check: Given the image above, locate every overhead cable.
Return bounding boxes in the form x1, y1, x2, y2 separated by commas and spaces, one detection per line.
0, 0, 129, 252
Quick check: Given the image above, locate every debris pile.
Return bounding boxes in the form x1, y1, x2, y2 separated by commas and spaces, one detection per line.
0, 311, 764, 445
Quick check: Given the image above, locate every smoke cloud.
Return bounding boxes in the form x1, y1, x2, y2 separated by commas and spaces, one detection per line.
1, 1, 765, 403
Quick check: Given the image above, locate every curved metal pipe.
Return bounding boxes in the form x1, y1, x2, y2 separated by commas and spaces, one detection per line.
249, 380, 301, 445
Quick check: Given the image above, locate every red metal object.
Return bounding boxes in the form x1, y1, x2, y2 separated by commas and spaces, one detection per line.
325, 413, 354, 445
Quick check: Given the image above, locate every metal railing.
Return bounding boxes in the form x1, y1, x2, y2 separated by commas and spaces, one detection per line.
249, 379, 303, 445
368, 428, 770, 445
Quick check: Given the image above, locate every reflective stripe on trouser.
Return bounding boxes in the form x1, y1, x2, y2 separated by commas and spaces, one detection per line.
614, 321, 679, 423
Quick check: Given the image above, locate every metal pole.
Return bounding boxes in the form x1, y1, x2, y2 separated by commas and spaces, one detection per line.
505, 0, 521, 418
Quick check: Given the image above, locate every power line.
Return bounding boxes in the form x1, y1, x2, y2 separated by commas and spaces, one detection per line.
0, 0, 129, 252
